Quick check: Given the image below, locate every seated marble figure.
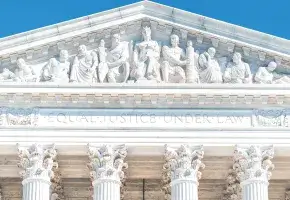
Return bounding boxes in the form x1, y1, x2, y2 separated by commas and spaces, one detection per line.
198, 47, 222, 83
14, 58, 38, 82
223, 52, 252, 84
131, 26, 161, 82
41, 50, 70, 83
161, 34, 188, 83
106, 34, 130, 83
0, 68, 16, 81
255, 61, 290, 84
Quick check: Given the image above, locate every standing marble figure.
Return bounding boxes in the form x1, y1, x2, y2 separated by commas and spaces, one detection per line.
185, 40, 199, 83
70, 45, 95, 83
97, 40, 109, 83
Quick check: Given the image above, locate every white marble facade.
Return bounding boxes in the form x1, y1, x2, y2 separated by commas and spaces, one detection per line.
0, 1, 290, 200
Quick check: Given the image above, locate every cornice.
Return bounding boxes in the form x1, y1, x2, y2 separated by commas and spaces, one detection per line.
0, 83, 288, 108
0, 1, 289, 64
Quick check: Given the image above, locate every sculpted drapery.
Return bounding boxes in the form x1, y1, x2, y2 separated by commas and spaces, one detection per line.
1, 27, 289, 84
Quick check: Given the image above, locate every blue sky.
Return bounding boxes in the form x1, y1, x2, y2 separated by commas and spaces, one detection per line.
0, 0, 289, 39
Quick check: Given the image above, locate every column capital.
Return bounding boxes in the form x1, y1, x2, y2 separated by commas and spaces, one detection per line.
222, 168, 241, 200
165, 144, 205, 184
17, 143, 56, 183
87, 144, 128, 184
234, 145, 274, 185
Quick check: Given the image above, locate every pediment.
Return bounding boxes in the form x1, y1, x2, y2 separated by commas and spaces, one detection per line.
0, 1, 289, 87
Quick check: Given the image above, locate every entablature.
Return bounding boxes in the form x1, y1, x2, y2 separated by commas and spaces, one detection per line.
0, 83, 289, 108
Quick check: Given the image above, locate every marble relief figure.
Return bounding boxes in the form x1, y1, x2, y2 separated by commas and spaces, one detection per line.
161, 34, 187, 83
255, 61, 290, 84
131, 26, 161, 82
0, 68, 15, 81
96, 40, 108, 83
14, 58, 38, 82
198, 47, 223, 83
185, 41, 199, 83
41, 50, 70, 83
106, 33, 130, 83
70, 45, 96, 83
223, 52, 252, 84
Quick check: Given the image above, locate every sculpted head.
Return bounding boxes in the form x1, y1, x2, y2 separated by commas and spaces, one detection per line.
233, 52, 242, 64
112, 34, 121, 46
208, 47, 216, 58
59, 50, 69, 62
16, 58, 26, 69
142, 26, 152, 41
187, 40, 193, 47
267, 61, 277, 72
170, 34, 179, 47
99, 39, 105, 47
78, 45, 87, 56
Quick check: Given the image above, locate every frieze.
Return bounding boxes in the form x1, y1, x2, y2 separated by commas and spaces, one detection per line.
0, 108, 290, 129
1, 26, 290, 85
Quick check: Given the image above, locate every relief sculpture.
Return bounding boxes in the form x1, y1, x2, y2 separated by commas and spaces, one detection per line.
1, 26, 289, 85
161, 34, 187, 83
131, 26, 161, 82
41, 50, 70, 83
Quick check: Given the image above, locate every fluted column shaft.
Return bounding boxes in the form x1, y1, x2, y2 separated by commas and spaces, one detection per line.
22, 178, 51, 200
93, 180, 120, 200
241, 181, 268, 200
171, 180, 198, 200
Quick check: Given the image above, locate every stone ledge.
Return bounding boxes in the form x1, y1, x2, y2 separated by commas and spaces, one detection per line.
0, 83, 288, 107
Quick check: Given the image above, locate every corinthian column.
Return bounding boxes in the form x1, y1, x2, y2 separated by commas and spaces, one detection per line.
234, 145, 274, 200
164, 144, 205, 200
87, 144, 128, 200
17, 143, 56, 200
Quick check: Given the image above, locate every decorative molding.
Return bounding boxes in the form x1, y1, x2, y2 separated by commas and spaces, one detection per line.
51, 155, 65, 200
234, 145, 274, 184
17, 143, 57, 181
164, 144, 205, 182
0, 107, 39, 126
222, 167, 241, 200
161, 151, 171, 200
252, 109, 285, 127
87, 144, 128, 183
286, 190, 290, 200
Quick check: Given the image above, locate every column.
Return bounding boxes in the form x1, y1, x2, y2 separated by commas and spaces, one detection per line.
87, 144, 128, 200
234, 145, 274, 200
17, 143, 56, 200
164, 144, 205, 200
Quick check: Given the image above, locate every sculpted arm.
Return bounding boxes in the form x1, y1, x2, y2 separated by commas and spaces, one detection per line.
244, 63, 252, 83
91, 51, 99, 69
223, 64, 232, 82
108, 45, 129, 69
254, 67, 266, 83
162, 46, 185, 66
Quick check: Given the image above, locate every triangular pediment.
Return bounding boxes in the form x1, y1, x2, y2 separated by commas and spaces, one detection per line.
0, 0, 289, 85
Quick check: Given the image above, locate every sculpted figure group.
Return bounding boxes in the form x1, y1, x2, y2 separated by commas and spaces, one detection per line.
1, 26, 289, 84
